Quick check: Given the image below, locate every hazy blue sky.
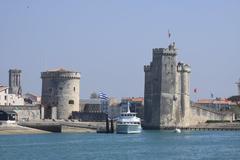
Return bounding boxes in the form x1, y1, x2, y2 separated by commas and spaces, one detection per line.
0, 0, 239, 100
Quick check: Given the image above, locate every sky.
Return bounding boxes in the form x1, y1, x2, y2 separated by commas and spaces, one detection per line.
0, 0, 239, 100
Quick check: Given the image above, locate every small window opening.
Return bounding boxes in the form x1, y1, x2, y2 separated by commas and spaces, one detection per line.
69, 100, 74, 104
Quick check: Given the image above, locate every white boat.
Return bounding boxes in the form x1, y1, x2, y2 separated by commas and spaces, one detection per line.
116, 102, 142, 134
175, 128, 181, 133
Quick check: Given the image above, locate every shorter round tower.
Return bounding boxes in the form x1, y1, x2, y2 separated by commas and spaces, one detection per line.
178, 62, 191, 126
41, 68, 80, 119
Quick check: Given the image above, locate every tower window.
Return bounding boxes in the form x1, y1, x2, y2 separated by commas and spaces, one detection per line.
74, 87, 75, 92
69, 100, 74, 104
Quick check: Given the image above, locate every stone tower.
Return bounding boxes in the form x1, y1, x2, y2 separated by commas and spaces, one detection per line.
144, 43, 191, 129
9, 69, 22, 95
144, 43, 178, 129
177, 62, 191, 126
41, 68, 80, 119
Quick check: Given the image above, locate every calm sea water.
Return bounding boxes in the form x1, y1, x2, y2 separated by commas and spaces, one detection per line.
0, 131, 240, 160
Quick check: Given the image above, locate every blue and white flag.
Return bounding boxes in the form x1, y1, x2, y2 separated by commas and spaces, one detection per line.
211, 93, 214, 98
99, 92, 109, 100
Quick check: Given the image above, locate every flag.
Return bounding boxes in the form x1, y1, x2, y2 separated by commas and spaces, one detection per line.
168, 30, 171, 38
211, 93, 214, 98
99, 91, 109, 113
99, 92, 109, 100
194, 88, 197, 93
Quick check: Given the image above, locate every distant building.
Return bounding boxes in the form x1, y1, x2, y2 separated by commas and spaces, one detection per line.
41, 68, 80, 119
108, 97, 120, 119
121, 97, 144, 120
24, 93, 41, 105
72, 98, 105, 121
0, 69, 24, 106
121, 97, 144, 105
0, 85, 24, 106
74, 97, 121, 121
195, 98, 236, 112
80, 99, 101, 113
9, 69, 22, 95
0, 86, 8, 105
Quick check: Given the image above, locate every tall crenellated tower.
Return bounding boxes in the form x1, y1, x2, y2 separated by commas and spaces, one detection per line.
144, 42, 191, 129
9, 69, 22, 95
144, 43, 178, 129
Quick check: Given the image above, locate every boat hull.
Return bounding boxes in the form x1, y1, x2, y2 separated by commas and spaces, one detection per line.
116, 124, 142, 134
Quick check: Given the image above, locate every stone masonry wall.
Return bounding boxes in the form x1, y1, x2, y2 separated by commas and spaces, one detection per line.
0, 105, 42, 121
186, 106, 234, 126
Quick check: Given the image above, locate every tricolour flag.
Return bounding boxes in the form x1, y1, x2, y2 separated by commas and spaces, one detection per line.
99, 92, 109, 100
168, 30, 171, 38
194, 88, 197, 93
211, 93, 214, 98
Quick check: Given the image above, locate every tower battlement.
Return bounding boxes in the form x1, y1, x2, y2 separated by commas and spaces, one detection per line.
41, 70, 80, 79
41, 68, 80, 119
152, 43, 177, 56
144, 65, 151, 72
177, 62, 191, 73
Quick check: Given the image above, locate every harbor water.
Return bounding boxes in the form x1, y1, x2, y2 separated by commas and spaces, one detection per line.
0, 130, 240, 160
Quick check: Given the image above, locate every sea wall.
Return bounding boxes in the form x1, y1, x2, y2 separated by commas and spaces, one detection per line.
72, 112, 106, 122
184, 106, 235, 126
0, 105, 43, 121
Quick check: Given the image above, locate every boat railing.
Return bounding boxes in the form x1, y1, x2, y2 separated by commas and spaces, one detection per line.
117, 122, 141, 125
121, 113, 137, 117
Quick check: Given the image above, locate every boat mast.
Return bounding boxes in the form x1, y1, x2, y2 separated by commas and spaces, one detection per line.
127, 101, 131, 113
